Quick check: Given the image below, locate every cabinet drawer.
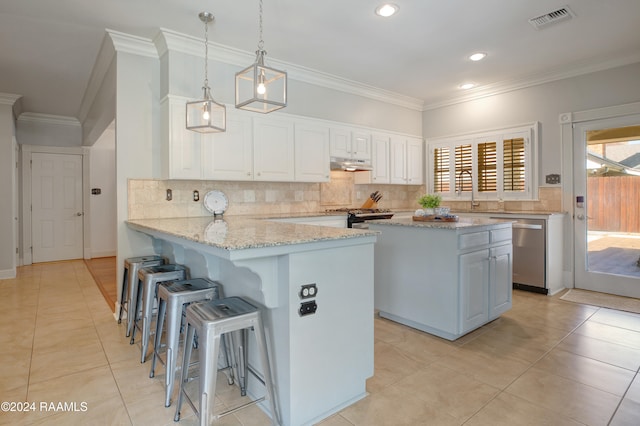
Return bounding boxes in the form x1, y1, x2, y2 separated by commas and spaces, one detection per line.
491, 227, 512, 244
458, 231, 489, 250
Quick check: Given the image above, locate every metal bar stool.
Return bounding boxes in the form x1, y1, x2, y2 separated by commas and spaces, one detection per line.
117, 255, 165, 338
150, 278, 225, 407
131, 264, 188, 363
174, 297, 280, 426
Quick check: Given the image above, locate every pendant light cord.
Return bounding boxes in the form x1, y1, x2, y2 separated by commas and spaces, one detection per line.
203, 16, 210, 93
258, 0, 264, 52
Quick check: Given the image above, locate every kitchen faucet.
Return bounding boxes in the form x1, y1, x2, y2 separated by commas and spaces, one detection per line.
457, 170, 480, 210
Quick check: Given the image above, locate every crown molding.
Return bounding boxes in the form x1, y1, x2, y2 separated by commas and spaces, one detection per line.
155, 28, 424, 111
107, 29, 158, 58
18, 112, 81, 127
423, 52, 640, 111
0, 93, 22, 106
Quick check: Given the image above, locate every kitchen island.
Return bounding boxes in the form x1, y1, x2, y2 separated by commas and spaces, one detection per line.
368, 217, 513, 341
126, 216, 377, 426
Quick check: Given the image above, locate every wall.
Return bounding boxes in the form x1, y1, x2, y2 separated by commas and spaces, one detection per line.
89, 124, 116, 257
16, 114, 82, 147
0, 97, 18, 278
160, 45, 422, 137
423, 61, 640, 288
423, 62, 640, 189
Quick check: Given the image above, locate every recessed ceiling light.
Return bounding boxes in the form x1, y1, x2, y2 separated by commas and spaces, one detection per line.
459, 83, 476, 90
469, 52, 487, 61
375, 4, 399, 17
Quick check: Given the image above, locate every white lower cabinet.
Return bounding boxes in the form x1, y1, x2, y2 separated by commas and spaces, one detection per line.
460, 241, 512, 334
371, 221, 513, 341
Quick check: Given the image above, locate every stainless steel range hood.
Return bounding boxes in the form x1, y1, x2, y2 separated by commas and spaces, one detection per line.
330, 157, 373, 171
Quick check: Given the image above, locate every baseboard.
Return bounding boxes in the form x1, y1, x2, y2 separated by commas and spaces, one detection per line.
0, 268, 17, 280
91, 250, 117, 258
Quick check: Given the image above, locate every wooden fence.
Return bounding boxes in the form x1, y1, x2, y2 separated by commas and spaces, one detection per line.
587, 175, 640, 233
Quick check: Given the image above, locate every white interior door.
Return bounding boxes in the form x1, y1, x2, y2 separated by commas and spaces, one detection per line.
31, 153, 84, 263
573, 114, 640, 298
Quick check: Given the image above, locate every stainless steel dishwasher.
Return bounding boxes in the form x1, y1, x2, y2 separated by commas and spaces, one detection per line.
510, 218, 547, 294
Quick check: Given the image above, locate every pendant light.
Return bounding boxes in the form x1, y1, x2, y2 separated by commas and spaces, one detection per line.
235, 0, 287, 113
186, 12, 226, 133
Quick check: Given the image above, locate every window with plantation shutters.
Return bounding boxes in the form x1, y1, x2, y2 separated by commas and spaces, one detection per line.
427, 123, 537, 201
455, 144, 472, 192
433, 147, 450, 192
478, 141, 497, 192
503, 137, 526, 192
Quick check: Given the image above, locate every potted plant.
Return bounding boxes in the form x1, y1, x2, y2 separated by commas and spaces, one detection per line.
418, 194, 442, 215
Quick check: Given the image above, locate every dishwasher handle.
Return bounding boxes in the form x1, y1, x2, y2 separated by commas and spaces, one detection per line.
512, 223, 543, 230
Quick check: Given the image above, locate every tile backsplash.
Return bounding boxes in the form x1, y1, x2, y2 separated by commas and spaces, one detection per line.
127, 172, 424, 220
128, 175, 562, 220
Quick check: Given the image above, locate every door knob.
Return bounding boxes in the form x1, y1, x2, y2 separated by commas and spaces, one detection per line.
576, 214, 584, 220
76, 212, 83, 216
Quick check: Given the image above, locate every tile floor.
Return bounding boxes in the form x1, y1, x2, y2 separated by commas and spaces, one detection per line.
1, 260, 639, 425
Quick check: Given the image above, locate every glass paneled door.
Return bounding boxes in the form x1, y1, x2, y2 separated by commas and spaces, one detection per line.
573, 115, 640, 298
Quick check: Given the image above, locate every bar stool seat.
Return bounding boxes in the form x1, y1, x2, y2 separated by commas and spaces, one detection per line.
131, 264, 188, 363
117, 255, 165, 338
174, 297, 280, 426
150, 278, 223, 407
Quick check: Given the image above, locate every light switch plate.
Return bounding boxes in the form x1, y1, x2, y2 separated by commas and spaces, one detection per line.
545, 174, 561, 184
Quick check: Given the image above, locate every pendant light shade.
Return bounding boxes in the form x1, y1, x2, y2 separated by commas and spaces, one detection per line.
186, 12, 226, 133
235, 0, 287, 113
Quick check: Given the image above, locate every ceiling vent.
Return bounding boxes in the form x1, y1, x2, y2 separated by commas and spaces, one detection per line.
528, 6, 575, 30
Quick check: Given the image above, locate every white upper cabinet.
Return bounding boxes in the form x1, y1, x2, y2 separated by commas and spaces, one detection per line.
294, 123, 330, 182
330, 128, 371, 161
253, 116, 295, 181
371, 133, 390, 183
406, 137, 424, 185
202, 111, 253, 180
162, 96, 202, 180
389, 136, 407, 184
351, 131, 372, 161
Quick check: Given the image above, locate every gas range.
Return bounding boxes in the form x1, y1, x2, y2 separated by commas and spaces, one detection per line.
326, 208, 394, 228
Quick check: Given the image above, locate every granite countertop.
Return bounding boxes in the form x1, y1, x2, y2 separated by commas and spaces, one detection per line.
367, 216, 511, 230
126, 216, 376, 251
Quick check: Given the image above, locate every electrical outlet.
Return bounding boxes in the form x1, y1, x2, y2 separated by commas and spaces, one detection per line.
193, 190, 200, 201
299, 283, 317, 299
166, 189, 172, 201
299, 301, 317, 316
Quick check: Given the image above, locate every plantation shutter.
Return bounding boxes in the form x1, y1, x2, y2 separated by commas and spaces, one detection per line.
503, 137, 526, 191
433, 147, 450, 192
455, 144, 472, 192
477, 141, 497, 192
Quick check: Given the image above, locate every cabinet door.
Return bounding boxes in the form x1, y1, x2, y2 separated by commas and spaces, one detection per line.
459, 249, 490, 333
166, 97, 202, 179
489, 243, 513, 319
330, 127, 351, 158
389, 137, 407, 184
295, 123, 330, 182
370, 134, 390, 183
351, 131, 372, 161
406, 137, 424, 185
202, 112, 253, 180
253, 116, 295, 181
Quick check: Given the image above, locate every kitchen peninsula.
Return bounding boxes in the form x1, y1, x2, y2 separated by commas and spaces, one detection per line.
368, 217, 513, 341
126, 216, 377, 426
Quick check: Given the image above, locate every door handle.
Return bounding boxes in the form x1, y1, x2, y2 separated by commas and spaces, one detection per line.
576, 214, 584, 220
76, 212, 83, 216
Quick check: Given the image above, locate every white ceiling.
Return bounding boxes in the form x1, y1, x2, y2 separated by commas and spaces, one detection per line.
2, 0, 640, 118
